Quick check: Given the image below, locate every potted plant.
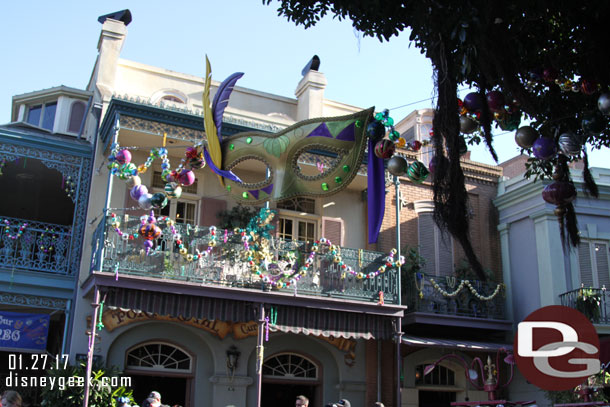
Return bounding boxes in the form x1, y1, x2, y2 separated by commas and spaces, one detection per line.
576, 287, 602, 323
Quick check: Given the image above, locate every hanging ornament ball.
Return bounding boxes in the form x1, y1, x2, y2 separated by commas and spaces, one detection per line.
486, 90, 505, 112
138, 193, 154, 210
532, 137, 558, 160
374, 139, 396, 159
597, 93, 610, 116
178, 169, 196, 186
582, 111, 605, 135
185, 146, 199, 158
164, 182, 183, 199
542, 181, 577, 206
366, 120, 386, 142
514, 126, 539, 149
130, 184, 148, 201
459, 115, 479, 134
139, 222, 162, 240
407, 161, 429, 183
428, 156, 438, 174
463, 92, 484, 112
387, 156, 409, 177
126, 175, 142, 189
150, 192, 168, 209
558, 132, 582, 156
115, 149, 132, 165
408, 140, 422, 152
497, 109, 522, 131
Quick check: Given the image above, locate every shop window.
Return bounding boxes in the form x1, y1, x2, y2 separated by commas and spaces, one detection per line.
263, 353, 318, 379
126, 342, 192, 372
415, 364, 455, 386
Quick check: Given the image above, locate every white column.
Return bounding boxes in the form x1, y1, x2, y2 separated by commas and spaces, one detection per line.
498, 223, 514, 321
530, 210, 567, 306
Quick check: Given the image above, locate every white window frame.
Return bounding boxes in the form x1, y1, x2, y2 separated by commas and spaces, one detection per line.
26, 101, 57, 131
277, 210, 319, 243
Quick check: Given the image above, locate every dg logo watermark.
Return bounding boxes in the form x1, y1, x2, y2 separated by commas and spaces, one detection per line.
514, 305, 600, 391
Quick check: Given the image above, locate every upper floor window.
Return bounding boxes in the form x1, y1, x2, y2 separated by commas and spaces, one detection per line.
27, 102, 57, 131
67, 101, 86, 133
276, 198, 318, 242
277, 197, 316, 214
579, 240, 610, 288
160, 95, 185, 104
418, 212, 454, 276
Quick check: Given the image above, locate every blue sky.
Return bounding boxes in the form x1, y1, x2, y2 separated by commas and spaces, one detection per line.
1, 1, 606, 167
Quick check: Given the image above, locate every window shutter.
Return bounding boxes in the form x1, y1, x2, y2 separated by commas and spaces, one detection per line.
595, 242, 610, 288
199, 197, 227, 226
418, 213, 436, 275
579, 242, 594, 287
321, 216, 344, 246
437, 232, 454, 277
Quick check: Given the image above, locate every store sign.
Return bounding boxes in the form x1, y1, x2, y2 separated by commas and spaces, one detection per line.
0, 311, 50, 352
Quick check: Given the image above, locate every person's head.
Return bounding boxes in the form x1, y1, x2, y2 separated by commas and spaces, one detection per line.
142, 398, 160, 407
1, 391, 22, 407
296, 395, 309, 406
374, 403, 385, 407
148, 391, 161, 402
337, 399, 351, 407
116, 396, 131, 407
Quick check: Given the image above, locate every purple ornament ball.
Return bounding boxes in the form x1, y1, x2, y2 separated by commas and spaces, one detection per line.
542, 181, 576, 206
130, 184, 148, 201
115, 149, 132, 165
463, 92, 484, 113
178, 169, 196, 186
532, 137, 558, 160
143, 240, 154, 248
486, 91, 505, 112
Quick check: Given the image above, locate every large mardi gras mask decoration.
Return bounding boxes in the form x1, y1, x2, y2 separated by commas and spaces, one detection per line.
203, 57, 374, 204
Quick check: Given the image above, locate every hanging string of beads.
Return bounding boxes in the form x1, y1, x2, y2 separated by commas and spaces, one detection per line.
39, 228, 58, 253
2, 219, 28, 240
428, 277, 504, 301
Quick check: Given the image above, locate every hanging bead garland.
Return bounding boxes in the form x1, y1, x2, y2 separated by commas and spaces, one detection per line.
426, 277, 504, 301
2, 219, 27, 239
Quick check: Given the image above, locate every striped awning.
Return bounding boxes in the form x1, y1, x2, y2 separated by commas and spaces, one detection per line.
104, 287, 395, 339
402, 334, 513, 351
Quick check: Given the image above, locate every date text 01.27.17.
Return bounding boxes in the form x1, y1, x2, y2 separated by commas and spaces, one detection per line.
8, 354, 69, 370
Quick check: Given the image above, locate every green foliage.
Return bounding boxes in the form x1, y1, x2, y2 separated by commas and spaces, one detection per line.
40, 363, 137, 407
453, 258, 493, 281
216, 204, 259, 230
401, 245, 425, 275
576, 287, 602, 323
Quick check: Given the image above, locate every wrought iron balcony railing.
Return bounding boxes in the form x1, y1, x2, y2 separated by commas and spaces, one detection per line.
403, 272, 506, 319
560, 287, 607, 324
90, 213, 399, 304
0, 216, 72, 275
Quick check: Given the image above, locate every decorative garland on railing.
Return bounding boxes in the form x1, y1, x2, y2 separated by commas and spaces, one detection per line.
107, 208, 404, 289
413, 274, 504, 301
2, 219, 28, 240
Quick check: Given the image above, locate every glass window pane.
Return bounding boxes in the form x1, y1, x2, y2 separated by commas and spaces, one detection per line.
27, 105, 42, 126
184, 202, 196, 224
279, 218, 293, 240
42, 102, 57, 130
68, 101, 86, 133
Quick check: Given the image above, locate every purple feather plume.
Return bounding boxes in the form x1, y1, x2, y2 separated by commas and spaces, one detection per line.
211, 72, 244, 142
203, 147, 243, 183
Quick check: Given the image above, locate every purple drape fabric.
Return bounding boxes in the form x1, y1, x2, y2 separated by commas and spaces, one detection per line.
367, 139, 385, 244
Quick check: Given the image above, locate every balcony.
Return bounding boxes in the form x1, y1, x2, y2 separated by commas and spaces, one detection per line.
0, 216, 72, 275
402, 272, 507, 327
90, 213, 400, 304
560, 287, 607, 324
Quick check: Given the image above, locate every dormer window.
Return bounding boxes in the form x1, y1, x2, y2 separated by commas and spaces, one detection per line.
160, 95, 184, 104
68, 101, 87, 133
27, 102, 57, 131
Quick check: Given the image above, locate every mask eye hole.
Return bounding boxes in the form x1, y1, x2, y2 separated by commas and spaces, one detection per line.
293, 145, 345, 181
226, 156, 272, 188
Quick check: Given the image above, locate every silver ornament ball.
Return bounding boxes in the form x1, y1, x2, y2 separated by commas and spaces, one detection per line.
387, 156, 408, 176
558, 132, 582, 156
515, 126, 539, 149
598, 92, 610, 116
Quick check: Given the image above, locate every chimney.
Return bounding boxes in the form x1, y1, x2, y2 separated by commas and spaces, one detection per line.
295, 55, 327, 121
94, 11, 129, 103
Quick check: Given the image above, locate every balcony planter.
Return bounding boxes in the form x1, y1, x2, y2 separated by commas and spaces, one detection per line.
576, 288, 601, 323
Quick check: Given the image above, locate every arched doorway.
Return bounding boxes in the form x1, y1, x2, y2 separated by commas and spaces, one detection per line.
262, 352, 321, 406
125, 341, 194, 406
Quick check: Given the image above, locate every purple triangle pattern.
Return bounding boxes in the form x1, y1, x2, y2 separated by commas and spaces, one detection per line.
249, 189, 260, 199
261, 184, 274, 194
306, 123, 332, 138
335, 123, 355, 142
